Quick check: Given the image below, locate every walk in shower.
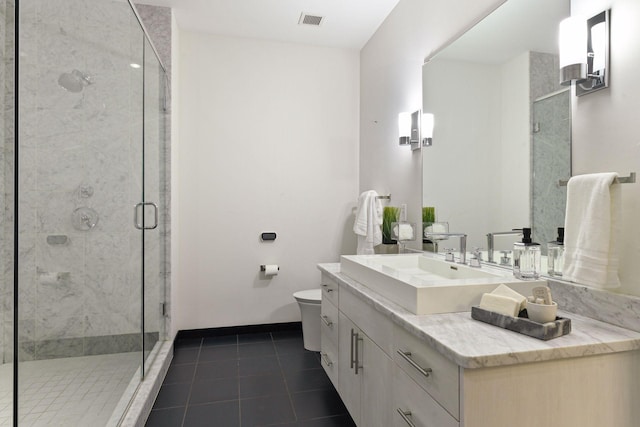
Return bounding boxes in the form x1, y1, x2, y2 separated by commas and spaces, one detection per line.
1, 0, 170, 425
531, 88, 571, 251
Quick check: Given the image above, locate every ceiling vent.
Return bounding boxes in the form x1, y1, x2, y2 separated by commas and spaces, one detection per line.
298, 13, 323, 26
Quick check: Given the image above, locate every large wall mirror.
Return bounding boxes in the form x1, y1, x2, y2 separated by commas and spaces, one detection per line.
422, 0, 571, 264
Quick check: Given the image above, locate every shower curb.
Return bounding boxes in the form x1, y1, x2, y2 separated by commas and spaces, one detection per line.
118, 340, 174, 427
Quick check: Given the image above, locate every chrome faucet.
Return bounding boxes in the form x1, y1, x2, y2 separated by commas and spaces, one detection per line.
425, 232, 467, 264
486, 230, 523, 263
469, 248, 483, 268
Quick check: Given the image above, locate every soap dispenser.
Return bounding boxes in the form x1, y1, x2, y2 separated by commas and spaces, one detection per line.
547, 227, 565, 277
513, 227, 540, 280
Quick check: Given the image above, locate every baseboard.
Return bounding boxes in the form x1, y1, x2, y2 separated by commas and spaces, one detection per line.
175, 321, 302, 340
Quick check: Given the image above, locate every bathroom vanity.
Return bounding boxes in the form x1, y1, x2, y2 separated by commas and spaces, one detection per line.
318, 257, 640, 427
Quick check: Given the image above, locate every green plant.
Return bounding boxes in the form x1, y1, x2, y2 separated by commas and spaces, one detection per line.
422, 206, 436, 224
382, 206, 400, 244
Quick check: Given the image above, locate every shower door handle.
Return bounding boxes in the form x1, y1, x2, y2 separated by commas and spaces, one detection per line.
134, 202, 159, 230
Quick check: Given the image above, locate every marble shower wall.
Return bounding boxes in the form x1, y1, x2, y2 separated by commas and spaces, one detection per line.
0, 0, 10, 362
530, 51, 571, 251
1, 0, 168, 362
531, 90, 571, 251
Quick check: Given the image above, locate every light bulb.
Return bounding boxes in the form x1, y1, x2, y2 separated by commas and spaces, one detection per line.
559, 16, 587, 68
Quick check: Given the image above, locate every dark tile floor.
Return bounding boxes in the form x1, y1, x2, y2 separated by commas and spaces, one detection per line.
145, 328, 356, 427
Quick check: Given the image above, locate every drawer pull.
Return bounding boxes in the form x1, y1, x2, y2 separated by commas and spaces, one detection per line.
350, 329, 356, 369
354, 334, 363, 375
321, 315, 333, 328
396, 408, 416, 427
397, 349, 432, 378
320, 352, 333, 367
321, 284, 334, 293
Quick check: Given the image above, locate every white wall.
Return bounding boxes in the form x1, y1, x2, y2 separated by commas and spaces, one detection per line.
421, 55, 530, 250
422, 59, 502, 249
497, 52, 530, 232
571, 0, 640, 296
360, 0, 505, 250
175, 32, 359, 331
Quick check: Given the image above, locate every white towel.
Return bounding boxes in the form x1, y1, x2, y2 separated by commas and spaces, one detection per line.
353, 190, 382, 254
393, 223, 415, 241
563, 172, 621, 289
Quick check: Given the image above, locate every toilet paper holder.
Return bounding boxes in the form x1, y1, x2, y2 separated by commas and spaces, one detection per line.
260, 265, 280, 272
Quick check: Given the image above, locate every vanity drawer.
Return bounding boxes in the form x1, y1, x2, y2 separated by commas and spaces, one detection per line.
340, 286, 393, 357
321, 273, 339, 306
321, 299, 339, 346
394, 324, 459, 419
393, 364, 459, 427
320, 332, 338, 389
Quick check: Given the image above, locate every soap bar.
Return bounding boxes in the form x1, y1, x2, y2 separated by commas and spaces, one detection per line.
491, 284, 527, 311
479, 293, 521, 317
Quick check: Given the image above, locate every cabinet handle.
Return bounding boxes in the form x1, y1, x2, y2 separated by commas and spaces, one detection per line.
350, 329, 356, 369
321, 315, 333, 328
354, 333, 363, 375
322, 284, 334, 293
396, 408, 416, 427
320, 352, 333, 367
397, 349, 432, 378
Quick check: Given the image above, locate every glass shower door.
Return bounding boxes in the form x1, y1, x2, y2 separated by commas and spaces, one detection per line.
141, 36, 166, 373
15, 0, 146, 424
531, 89, 571, 252
1, 1, 15, 425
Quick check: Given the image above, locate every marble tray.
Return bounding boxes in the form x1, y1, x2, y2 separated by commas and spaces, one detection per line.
471, 306, 572, 341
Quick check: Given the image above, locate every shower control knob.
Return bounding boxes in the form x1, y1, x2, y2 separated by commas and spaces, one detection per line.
78, 185, 94, 198
72, 207, 99, 231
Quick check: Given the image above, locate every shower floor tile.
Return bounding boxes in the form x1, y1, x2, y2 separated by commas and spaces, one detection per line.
146, 325, 356, 427
0, 352, 140, 427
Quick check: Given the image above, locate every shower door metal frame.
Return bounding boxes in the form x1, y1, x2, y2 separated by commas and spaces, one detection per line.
12, 2, 20, 426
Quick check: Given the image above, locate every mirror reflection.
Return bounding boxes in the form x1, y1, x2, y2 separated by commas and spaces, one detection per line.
421, 0, 571, 266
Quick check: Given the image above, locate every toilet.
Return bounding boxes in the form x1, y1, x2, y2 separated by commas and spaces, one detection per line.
293, 289, 322, 351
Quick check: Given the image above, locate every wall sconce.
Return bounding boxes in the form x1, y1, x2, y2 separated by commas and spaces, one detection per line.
559, 10, 609, 96
422, 113, 434, 147
398, 112, 411, 146
398, 111, 422, 150
410, 110, 420, 151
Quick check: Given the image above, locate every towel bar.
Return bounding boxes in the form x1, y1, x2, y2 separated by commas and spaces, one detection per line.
558, 172, 636, 187
376, 195, 391, 200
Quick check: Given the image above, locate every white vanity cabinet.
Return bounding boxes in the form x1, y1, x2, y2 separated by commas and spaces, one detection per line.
393, 364, 458, 427
393, 323, 459, 423
319, 297, 339, 387
322, 273, 394, 427
337, 312, 363, 424
320, 274, 340, 388
337, 312, 394, 427
459, 350, 640, 427
319, 267, 640, 427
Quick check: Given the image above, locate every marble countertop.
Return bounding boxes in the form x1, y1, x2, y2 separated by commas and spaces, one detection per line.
318, 263, 640, 369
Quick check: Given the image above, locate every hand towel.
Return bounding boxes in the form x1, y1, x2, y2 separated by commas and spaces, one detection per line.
394, 223, 415, 241
563, 172, 621, 289
353, 190, 382, 255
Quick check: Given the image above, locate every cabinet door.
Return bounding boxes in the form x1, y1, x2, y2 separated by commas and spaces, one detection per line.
338, 312, 361, 425
361, 335, 393, 427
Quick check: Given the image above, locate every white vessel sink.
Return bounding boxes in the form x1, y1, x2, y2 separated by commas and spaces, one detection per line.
340, 254, 545, 315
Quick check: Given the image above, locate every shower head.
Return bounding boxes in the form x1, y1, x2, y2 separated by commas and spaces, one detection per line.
58, 69, 93, 93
